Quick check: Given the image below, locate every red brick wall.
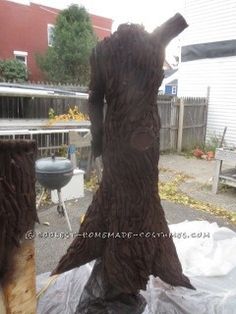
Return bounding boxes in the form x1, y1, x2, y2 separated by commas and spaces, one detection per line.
90, 14, 113, 40
0, 1, 112, 81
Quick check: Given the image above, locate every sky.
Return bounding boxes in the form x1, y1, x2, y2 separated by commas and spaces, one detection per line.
10, 0, 186, 62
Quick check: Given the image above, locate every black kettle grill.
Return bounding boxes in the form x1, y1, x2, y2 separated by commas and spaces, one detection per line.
36, 155, 74, 231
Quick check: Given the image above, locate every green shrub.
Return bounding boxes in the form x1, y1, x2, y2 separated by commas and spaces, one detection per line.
0, 59, 28, 82
36, 5, 97, 85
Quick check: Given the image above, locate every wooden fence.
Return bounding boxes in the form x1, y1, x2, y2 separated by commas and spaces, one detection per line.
0, 82, 88, 119
0, 96, 88, 119
158, 96, 208, 151
0, 84, 208, 152
0, 128, 90, 158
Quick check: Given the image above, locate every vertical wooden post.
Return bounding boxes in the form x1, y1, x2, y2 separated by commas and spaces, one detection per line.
170, 97, 177, 150
212, 159, 222, 194
0, 287, 6, 314
95, 157, 103, 183
203, 86, 210, 144
177, 98, 184, 153
68, 144, 77, 169
86, 148, 93, 180
68, 131, 78, 169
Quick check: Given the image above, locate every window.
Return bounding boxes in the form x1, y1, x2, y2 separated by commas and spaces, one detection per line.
14, 51, 28, 66
48, 24, 55, 46
165, 85, 172, 95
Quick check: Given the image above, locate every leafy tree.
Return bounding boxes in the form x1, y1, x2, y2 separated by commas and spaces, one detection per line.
0, 59, 28, 82
37, 5, 97, 85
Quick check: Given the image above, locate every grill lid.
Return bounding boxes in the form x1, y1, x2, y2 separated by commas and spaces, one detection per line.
36, 155, 73, 174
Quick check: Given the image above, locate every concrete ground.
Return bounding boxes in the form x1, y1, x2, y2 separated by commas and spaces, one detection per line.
159, 154, 236, 212
35, 191, 92, 275
35, 153, 236, 274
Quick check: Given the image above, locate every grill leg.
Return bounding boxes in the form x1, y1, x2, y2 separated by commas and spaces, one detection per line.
57, 189, 72, 232
36, 188, 46, 211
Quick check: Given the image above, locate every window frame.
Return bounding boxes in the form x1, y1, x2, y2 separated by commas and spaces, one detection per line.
172, 86, 177, 95
47, 24, 55, 47
13, 50, 28, 66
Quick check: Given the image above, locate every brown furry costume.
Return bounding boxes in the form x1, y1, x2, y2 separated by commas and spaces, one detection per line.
52, 14, 194, 297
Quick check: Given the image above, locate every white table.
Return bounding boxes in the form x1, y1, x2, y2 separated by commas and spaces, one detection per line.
212, 148, 236, 193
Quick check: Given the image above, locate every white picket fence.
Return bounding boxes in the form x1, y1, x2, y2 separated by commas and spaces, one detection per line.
0, 128, 90, 156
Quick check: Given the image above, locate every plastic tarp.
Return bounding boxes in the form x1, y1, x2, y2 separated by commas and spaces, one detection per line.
37, 220, 236, 314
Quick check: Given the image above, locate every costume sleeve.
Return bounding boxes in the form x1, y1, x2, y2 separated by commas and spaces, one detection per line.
88, 45, 105, 158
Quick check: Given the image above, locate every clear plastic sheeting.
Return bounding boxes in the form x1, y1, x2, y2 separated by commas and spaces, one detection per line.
142, 270, 236, 314
37, 264, 93, 314
169, 220, 236, 277
37, 221, 236, 314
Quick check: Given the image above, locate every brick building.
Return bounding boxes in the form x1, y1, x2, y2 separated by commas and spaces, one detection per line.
0, 0, 113, 81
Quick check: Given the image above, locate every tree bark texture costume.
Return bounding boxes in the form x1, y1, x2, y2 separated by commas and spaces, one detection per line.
53, 13, 194, 312
0, 140, 38, 281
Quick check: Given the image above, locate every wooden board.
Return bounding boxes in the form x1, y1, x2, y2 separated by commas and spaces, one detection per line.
0, 287, 6, 314
215, 148, 236, 162
69, 131, 91, 148
219, 168, 236, 187
3, 240, 36, 314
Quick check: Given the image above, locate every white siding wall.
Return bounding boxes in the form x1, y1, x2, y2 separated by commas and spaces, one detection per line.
178, 0, 236, 145
178, 57, 236, 145
182, 0, 236, 45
